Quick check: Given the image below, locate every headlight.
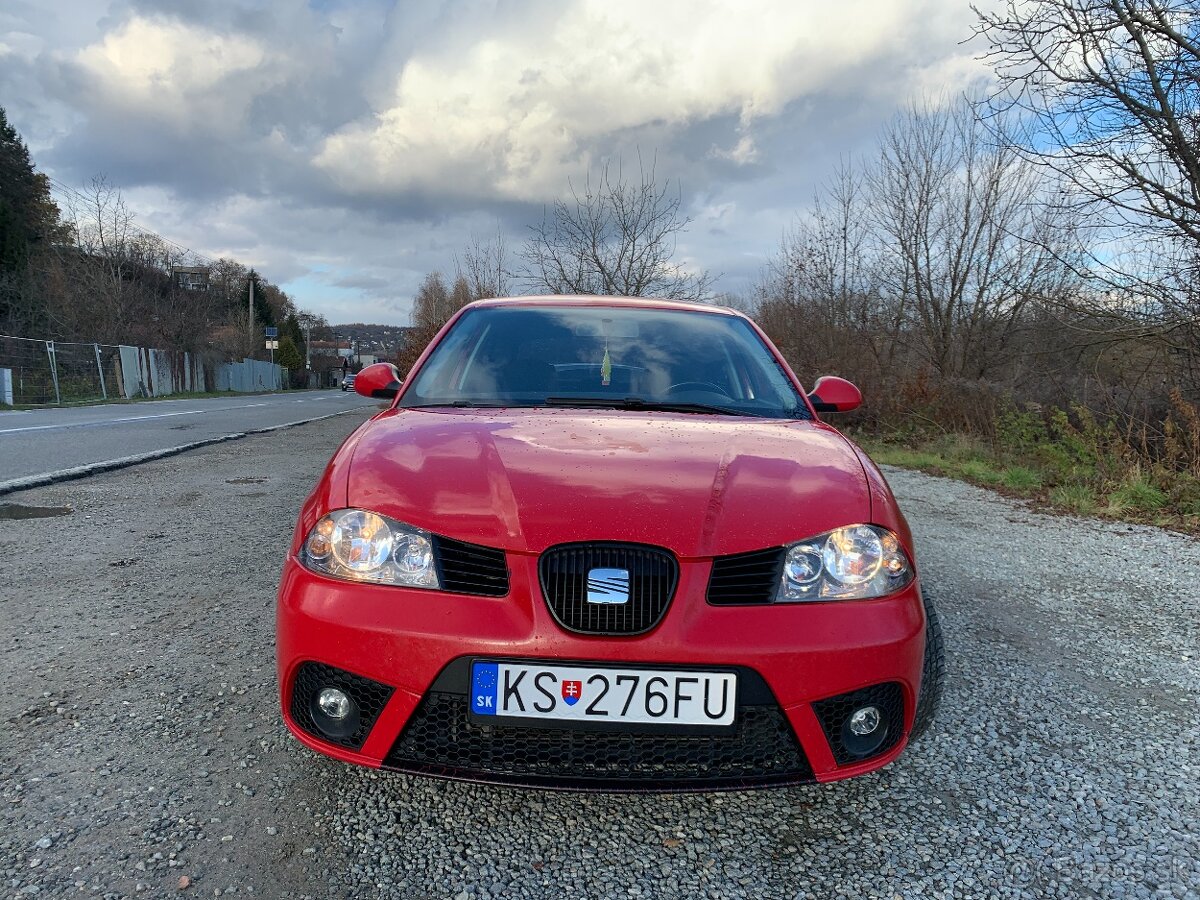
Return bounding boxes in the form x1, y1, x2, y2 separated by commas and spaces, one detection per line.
777, 524, 912, 601
300, 508, 440, 589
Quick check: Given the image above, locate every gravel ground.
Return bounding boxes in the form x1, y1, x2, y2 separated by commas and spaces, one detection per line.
1, 412, 1197, 899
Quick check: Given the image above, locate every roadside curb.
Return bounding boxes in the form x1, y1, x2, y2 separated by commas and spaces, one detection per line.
0, 406, 372, 498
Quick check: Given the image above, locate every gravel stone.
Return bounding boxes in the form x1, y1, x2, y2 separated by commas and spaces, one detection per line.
0, 412, 1196, 898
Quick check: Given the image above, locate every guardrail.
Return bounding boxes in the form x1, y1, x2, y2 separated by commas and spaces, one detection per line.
0, 334, 287, 406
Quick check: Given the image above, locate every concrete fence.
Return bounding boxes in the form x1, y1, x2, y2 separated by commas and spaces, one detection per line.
0, 334, 287, 406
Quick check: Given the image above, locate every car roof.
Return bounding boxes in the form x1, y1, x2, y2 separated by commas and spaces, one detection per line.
466, 295, 744, 317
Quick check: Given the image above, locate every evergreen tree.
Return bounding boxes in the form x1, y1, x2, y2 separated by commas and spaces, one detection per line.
283, 312, 306, 363
0, 106, 63, 331
240, 269, 277, 330
277, 335, 303, 371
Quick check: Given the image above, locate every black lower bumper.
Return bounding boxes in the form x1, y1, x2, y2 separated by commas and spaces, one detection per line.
381, 658, 815, 792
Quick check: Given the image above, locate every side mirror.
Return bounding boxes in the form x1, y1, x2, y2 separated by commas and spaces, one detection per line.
354, 362, 404, 400
808, 375, 862, 413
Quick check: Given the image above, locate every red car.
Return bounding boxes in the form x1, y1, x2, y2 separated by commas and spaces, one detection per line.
277, 296, 944, 790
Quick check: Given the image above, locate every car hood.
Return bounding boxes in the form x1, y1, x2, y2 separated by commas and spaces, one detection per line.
346, 407, 870, 557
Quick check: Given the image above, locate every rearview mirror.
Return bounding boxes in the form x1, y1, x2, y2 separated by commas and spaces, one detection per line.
808, 376, 862, 413
354, 362, 404, 400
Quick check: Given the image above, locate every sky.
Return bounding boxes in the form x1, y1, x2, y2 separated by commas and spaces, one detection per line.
1, 0, 993, 326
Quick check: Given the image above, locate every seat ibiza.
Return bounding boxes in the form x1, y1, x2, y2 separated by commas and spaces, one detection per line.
277, 296, 944, 790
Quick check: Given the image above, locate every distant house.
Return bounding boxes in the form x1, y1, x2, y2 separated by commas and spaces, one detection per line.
310, 339, 353, 358
172, 265, 210, 292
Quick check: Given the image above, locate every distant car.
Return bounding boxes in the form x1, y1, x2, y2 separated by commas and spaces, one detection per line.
340, 373, 355, 392
277, 296, 944, 791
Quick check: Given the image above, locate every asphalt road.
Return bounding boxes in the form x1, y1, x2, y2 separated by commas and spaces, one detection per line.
0, 413, 1196, 898
0, 390, 373, 484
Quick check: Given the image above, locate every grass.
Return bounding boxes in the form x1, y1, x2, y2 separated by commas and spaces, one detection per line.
1107, 476, 1168, 515
958, 459, 1003, 485
857, 430, 1200, 534
1048, 484, 1098, 516
1002, 466, 1042, 491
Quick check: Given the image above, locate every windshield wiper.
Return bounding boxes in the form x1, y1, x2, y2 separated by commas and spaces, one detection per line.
404, 400, 525, 408
544, 396, 749, 416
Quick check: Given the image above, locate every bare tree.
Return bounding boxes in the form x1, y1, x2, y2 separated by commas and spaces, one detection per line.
753, 96, 1080, 433
975, 1, 1200, 401
518, 158, 714, 301
869, 99, 1077, 380
50, 176, 171, 344
449, 273, 473, 310
975, 0, 1200, 245
410, 272, 455, 332
398, 271, 473, 372
756, 161, 895, 385
457, 228, 511, 300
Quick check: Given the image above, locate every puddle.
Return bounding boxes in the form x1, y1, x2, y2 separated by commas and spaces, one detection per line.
0, 503, 74, 520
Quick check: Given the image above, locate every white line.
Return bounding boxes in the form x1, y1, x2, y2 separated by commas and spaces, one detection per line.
0, 401, 272, 435
1, 409, 203, 434
0, 406, 373, 497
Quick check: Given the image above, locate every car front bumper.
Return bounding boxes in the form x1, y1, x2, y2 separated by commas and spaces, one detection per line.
276, 554, 926, 790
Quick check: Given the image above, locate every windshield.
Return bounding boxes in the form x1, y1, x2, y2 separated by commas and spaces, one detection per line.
400, 305, 808, 419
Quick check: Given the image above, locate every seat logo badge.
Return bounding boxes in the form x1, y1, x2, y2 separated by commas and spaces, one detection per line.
586, 568, 630, 605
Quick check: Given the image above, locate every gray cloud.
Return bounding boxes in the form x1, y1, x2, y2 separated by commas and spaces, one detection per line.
1, 0, 995, 324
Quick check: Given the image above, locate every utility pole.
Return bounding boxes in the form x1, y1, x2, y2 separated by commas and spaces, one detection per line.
247, 275, 255, 358
303, 321, 312, 370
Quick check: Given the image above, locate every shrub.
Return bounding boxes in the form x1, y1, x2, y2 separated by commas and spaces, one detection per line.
1049, 484, 1098, 515
1108, 474, 1168, 513
1002, 466, 1043, 490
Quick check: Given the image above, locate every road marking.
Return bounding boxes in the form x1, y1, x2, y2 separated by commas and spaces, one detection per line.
0, 400, 327, 435
0, 406, 374, 497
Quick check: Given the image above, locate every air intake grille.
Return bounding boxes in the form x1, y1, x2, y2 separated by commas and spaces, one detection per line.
813, 682, 905, 764
435, 536, 509, 596
538, 543, 678, 635
707, 547, 783, 605
289, 662, 393, 750
384, 691, 813, 791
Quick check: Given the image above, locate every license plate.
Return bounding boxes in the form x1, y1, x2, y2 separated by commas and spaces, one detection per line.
469, 661, 736, 727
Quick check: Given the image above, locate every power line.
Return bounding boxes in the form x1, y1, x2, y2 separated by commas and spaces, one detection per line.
46, 176, 220, 268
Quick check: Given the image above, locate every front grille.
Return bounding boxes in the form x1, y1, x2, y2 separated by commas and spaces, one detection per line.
707, 547, 784, 605
384, 690, 813, 791
539, 543, 678, 635
813, 682, 905, 765
289, 662, 393, 750
435, 535, 509, 596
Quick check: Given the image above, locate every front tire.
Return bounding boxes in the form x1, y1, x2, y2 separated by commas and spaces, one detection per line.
909, 590, 945, 741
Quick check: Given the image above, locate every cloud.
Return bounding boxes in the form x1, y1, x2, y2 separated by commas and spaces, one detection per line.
314, 0, 924, 202
4, 0, 999, 325
75, 17, 273, 128
710, 136, 759, 166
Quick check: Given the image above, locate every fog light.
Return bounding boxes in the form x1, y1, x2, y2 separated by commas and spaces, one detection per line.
317, 687, 352, 720
849, 705, 881, 736
840, 703, 889, 758
309, 685, 361, 740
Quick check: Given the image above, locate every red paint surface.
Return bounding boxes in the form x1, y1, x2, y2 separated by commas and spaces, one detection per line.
277, 296, 926, 785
